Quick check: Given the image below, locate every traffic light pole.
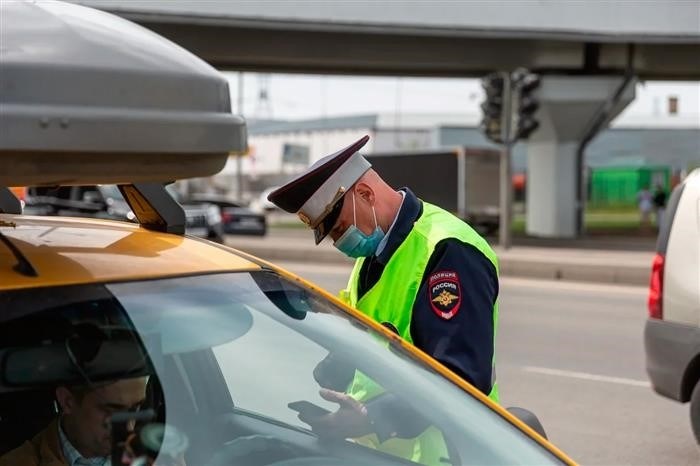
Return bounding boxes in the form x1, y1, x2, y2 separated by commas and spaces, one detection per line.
480, 68, 539, 249
499, 73, 513, 250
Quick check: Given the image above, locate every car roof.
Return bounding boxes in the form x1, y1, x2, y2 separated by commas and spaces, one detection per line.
0, 214, 260, 291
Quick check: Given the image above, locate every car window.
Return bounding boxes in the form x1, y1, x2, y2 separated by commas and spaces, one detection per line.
30, 186, 73, 199
98, 184, 124, 201
0, 273, 563, 466
165, 184, 182, 202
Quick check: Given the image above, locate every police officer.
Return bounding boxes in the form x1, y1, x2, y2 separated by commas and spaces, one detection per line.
268, 135, 499, 463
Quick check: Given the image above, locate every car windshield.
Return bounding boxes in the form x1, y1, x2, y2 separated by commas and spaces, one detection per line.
0, 272, 562, 466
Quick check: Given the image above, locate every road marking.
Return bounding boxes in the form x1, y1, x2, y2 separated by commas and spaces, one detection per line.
522, 366, 651, 388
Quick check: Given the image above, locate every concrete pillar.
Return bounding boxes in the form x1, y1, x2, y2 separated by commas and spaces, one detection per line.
526, 76, 635, 238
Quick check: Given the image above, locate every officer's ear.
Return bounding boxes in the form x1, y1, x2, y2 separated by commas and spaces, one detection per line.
354, 182, 374, 205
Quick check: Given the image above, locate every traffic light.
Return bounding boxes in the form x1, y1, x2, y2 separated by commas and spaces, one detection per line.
512, 70, 541, 140
480, 73, 506, 145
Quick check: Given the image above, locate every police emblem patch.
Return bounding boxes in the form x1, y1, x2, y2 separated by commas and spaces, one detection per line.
428, 271, 461, 320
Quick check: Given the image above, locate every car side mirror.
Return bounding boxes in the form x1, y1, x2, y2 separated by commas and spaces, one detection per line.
506, 406, 548, 439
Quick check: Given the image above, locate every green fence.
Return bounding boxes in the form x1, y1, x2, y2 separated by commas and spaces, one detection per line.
589, 166, 670, 208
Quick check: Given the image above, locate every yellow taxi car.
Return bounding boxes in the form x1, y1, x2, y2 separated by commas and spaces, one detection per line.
0, 1, 574, 465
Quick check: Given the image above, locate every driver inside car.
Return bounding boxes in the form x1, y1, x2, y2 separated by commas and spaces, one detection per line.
0, 376, 155, 466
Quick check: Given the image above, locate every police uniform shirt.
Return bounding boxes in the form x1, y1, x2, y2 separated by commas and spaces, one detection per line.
358, 188, 498, 395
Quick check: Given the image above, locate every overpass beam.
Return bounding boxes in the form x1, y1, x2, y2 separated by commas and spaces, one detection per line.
526, 76, 635, 238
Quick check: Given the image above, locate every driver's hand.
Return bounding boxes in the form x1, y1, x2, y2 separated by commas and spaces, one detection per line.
299, 389, 372, 439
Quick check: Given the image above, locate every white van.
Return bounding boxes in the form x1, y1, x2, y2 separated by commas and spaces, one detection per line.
644, 168, 700, 443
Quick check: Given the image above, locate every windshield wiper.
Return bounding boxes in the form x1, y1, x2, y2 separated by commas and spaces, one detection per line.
0, 229, 38, 277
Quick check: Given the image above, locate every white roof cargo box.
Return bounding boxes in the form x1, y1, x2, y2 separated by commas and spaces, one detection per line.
0, 0, 246, 186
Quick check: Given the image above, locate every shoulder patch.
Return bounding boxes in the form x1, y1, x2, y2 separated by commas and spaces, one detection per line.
428, 270, 461, 320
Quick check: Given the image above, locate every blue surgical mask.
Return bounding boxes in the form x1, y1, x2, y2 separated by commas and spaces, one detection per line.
333, 193, 385, 258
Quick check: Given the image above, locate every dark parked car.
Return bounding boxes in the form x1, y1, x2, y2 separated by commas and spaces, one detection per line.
187, 194, 267, 236
24, 185, 225, 243
163, 186, 225, 243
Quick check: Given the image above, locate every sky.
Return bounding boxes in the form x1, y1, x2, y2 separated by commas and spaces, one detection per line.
223, 72, 700, 124
224, 73, 483, 120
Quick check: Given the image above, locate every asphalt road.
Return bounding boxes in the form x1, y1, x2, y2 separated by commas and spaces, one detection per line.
275, 260, 700, 466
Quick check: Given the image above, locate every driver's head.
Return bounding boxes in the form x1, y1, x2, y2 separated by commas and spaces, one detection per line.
56, 376, 148, 458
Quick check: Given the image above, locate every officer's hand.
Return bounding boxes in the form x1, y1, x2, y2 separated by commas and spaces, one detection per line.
299, 389, 372, 440
313, 353, 355, 391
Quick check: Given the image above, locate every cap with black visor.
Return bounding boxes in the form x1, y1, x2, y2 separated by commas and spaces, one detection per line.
267, 135, 371, 244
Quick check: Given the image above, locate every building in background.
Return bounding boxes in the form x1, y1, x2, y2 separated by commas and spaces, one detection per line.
214, 113, 486, 199
589, 166, 671, 208
210, 111, 696, 204
199, 83, 698, 207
